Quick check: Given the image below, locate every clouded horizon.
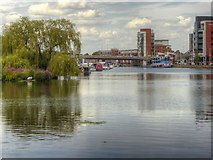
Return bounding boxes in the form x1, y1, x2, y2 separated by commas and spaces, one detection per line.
0, 0, 211, 54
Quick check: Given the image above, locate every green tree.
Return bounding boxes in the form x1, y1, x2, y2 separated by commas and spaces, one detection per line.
194, 54, 203, 64
182, 53, 190, 61
48, 53, 80, 77
2, 54, 30, 68
2, 17, 81, 69
92, 51, 100, 55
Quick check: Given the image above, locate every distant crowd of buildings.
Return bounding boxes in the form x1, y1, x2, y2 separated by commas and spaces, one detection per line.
93, 16, 212, 65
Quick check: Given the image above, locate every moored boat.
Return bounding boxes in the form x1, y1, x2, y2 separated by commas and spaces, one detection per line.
96, 63, 103, 71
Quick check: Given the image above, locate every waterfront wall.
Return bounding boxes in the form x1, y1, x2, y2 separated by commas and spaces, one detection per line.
173, 64, 213, 69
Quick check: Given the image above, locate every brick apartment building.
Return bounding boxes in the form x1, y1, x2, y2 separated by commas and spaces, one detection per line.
193, 16, 213, 64
200, 21, 213, 64
154, 39, 172, 54
137, 28, 154, 57
189, 33, 193, 52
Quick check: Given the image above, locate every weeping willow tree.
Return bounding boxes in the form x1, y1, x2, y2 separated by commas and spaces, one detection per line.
2, 17, 81, 69
48, 53, 80, 76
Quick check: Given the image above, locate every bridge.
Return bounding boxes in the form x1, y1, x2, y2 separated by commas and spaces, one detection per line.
81, 55, 146, 61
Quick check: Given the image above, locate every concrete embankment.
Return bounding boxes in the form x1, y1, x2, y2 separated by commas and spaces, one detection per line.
173, 64, 213, 69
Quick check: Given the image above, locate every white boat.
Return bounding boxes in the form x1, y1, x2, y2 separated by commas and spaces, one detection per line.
103, 65, 109, 70
98, 62, 109, 70
90, 67, 96, 72
109, 64, 114, 69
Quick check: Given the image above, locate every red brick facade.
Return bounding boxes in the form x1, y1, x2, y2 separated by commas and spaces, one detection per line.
154, 45, 172, 54
204, 21, 213, 63
140, 28, 154, 56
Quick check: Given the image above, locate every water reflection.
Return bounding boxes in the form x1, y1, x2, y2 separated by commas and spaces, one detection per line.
187, 74, 212, 124
189, 74, 213, 80
2, 68, 212, 158
136, 73, 213, 121
2, 80, 81, 138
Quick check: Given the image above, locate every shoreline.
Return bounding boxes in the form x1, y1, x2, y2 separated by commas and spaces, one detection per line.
172, 64, 213, 69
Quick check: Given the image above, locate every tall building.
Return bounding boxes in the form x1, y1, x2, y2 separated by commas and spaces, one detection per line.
189, 33, 193, 52
137, 28, 154, 57
193, 16, 212, 55
154, 39, 172, 54
200, 21, 213, 64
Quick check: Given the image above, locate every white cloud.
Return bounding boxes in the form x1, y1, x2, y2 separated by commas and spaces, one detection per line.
73, 10, 99, 18
164, 22, 171, 27
77, 27, 98, 36
99, 30, 117, 38
28, 3, 63, 16
185, 26, 193, 33
5, 12, 22, 23
57, 0, 86, 9
126, 18, 151, 29
0, 4, 14, 13
169, 32, 179, 39
177, 16, 191, 26
0, 2, 208, 54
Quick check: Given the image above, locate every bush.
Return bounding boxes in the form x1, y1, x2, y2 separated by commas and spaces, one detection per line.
2, 68, 35, 81
2, 68, 17, 81
34, 69, 52, 81
34, 71, 46, 81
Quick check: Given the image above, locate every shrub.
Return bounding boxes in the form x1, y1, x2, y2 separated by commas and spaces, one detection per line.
34, 69, 52, 81
2, 68, 35, 81
34, 71, 46, 81
44, 69, 52, 79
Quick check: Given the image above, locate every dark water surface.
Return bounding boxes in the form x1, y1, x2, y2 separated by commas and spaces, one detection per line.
1, 67, 212, 158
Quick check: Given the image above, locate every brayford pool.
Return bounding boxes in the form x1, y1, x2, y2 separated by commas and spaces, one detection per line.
1, 67, 212, 158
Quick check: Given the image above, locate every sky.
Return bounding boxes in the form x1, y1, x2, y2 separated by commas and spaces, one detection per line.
0, 0, 211, 54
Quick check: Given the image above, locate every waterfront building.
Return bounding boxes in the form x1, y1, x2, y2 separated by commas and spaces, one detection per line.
154, 39, 172, 55
89, 48, 138, 65
98, 50, 112, 56
200, 21, 213, 64
119, 49, 138, 57
193, 16, 212, 54
119, 49, 138, 65
137, 28, 155, 57
111, 48, 120, 56
189, 33, 193, 52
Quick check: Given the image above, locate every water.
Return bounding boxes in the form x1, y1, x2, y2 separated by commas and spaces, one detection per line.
1, 67, 212, 158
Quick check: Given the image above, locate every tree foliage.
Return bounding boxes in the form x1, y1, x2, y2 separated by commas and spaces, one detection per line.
48, 53, 80, 76
2, 17, 81, 69
182, 53, 190, 61
194, 55, 203, 64
92, 51, 100, 55
2, 54, 30, 68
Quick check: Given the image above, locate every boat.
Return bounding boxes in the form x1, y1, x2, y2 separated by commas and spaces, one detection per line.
95, 63, 103, 71
107, 63, 114, 69
103, 65, 109, 70
163, 62, 173, 68
150, 63, 163, 68
90, 67, 96, 72
80, 66, 91, 76
98, 62, 109, 70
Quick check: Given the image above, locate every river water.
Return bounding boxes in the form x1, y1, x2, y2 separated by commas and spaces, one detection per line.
1, 67, 212, 158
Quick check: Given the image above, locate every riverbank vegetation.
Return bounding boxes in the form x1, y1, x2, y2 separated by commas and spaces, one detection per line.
1, 17, 81, 81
